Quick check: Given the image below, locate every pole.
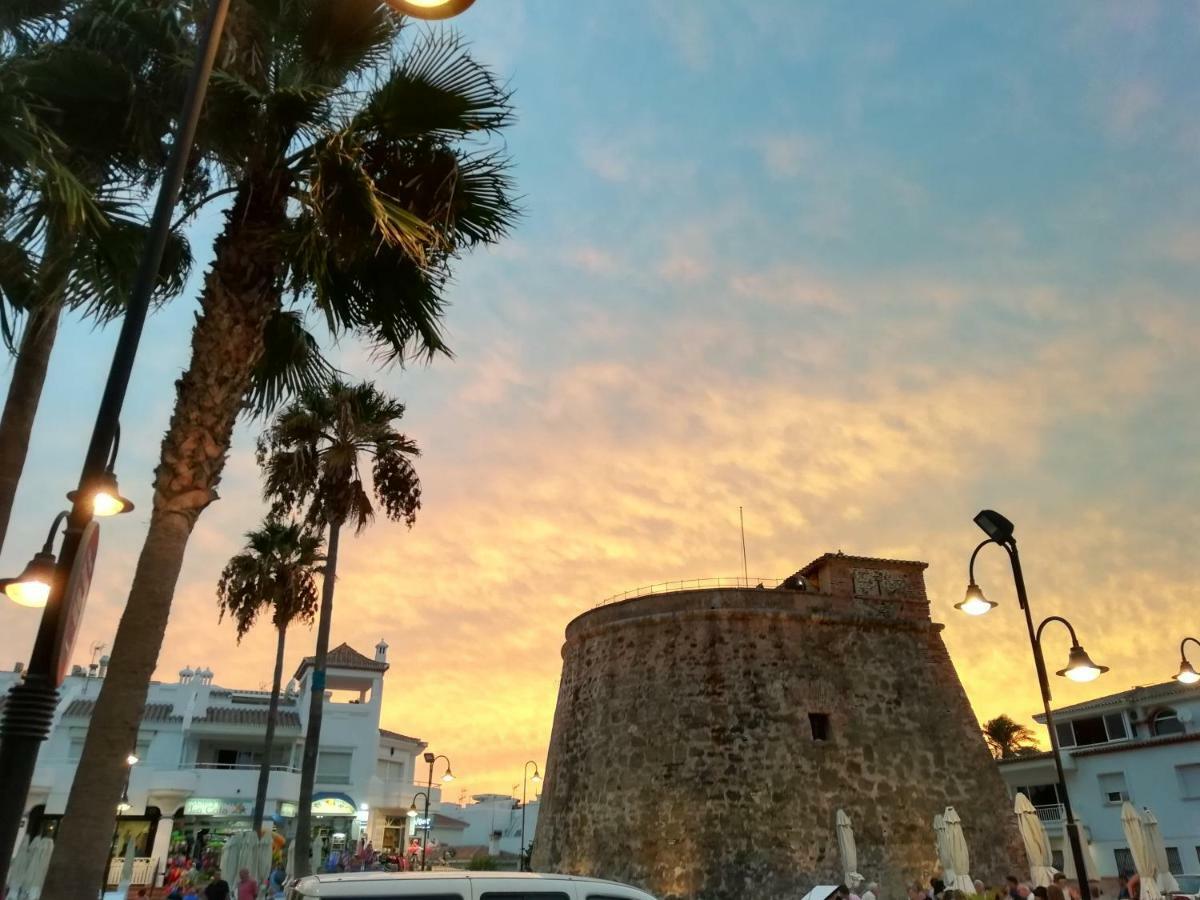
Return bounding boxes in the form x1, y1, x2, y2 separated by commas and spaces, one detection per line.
739, 506, 748, 582
520, 773, 528, 872
1006, 540, 1093, 900
421, 759, 432, 870
0, 0, 231, 882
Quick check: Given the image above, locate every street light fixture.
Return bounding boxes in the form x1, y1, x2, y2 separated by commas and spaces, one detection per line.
0, 512, 69, 608
387, 0, 476, 19
421, 753, 453, 870
520, 761, 541, 872
1176, 638, 1200, 685
66, 425, 134, 517
962, 509, 1100, 900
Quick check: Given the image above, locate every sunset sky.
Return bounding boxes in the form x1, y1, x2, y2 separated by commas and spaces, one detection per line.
3, 0, 1200, 800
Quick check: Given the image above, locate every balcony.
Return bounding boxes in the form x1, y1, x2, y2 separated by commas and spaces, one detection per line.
173, 763, 301, 801
1035, 804, 1065, 823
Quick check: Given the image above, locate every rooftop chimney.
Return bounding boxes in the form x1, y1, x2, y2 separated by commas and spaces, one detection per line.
375, 639, 388, 663
98, 655, 110, 678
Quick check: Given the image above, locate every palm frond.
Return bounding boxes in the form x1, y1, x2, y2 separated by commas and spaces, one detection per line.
246, 307, 339, 418
358, 31, 514, 140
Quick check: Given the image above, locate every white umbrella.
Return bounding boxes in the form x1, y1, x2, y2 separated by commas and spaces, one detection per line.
933, 813, 956, 888
256, 829, 275, 883
220, 831, 243, 880
310, 836, 322, 875
116, 836, 136, 898
1140, 808, 1179, 894
1014, 793, 1056, 888
238, 830, 261, 881
1121, 802, 1162, 900
25, 835, 54, 900
836, 809, 858, 885
1062, 815, 1103, 884
942, 807, 974, 893
6, 836, 36, 896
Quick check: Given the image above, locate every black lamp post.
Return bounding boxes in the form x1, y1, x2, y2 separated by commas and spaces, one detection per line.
1174, 638, 1200, 685
962, 509, 1107, 900
0, 0, 232, 882
420, 753, 453, 870
519, 761, 541, 871
0, 0, 482, 885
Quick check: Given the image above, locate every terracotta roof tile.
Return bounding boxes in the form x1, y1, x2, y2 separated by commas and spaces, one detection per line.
293, 642, 388, 680
797, 552, 928, 578
62, 700, 179, 721
193, 706, 301, 728
379, 727, 424, 744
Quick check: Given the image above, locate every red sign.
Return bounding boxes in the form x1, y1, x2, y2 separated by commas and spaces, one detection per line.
57, 520, 100, 686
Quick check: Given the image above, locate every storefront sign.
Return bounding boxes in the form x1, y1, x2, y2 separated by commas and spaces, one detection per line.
278, 802, 297, 818
311, 797, 356, 816
183, 798, 251, 817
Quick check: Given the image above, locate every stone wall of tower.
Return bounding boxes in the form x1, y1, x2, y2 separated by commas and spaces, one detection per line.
532, 555, 1024, 900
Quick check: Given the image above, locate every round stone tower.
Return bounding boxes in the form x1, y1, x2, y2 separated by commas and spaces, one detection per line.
533, 553, 1024, 900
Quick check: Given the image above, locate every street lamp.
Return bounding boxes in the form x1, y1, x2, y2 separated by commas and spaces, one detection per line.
66, 425, 134, 517
387, 0, 476, 19
421, 753, 453, 870
1176, 638, 1200, 685
520, 761, 541, 872
0, 512, 68, 608
962, 509, 1104, 900
0, 0, 481, 883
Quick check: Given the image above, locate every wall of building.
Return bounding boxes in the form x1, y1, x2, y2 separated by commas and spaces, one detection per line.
534, 556, 1023, 900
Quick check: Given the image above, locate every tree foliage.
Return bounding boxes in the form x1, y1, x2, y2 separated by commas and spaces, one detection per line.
217, 518, 325, 640
256, 379, 420, 533
982, 714, 1041, 759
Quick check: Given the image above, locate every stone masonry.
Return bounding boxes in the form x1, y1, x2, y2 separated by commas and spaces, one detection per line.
533, 553, 1024, 900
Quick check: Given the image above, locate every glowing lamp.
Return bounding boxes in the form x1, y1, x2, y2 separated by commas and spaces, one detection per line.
1176, 659, 1200, 685
68, 470, 133, 517
0, 551, 57, 608
955, 582, 996, 617
386, 0, 476, 20
1057, 645, 1108, 683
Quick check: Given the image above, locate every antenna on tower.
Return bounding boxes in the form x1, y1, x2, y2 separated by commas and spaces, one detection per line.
739, 507, 748, 582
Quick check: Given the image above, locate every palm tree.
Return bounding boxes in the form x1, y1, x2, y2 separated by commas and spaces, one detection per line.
217, 519, 324, 834
44, 2, 516, 892
0, 0, 205, 553
257, 379, 420, 874
982, 714, 1040, 759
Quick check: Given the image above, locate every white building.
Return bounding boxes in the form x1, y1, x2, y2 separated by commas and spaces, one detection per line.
432, 793, 541, 861
997, 680, 1200, 879
0, 639, 435, 882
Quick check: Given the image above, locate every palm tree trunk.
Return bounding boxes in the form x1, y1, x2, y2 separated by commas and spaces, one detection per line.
253, 624, 288, 834
292, 519, 341, 877
0, 291, 65, 556
41, 180, 288, 900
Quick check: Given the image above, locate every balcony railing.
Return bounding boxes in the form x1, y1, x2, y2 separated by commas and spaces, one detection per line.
189, 762, 300, 772
106, 857, 157, 887
599, 576, 784, 606
1035, 804, 1065, 823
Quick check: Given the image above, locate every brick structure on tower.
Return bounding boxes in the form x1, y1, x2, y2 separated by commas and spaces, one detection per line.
532, 552, 1024, 900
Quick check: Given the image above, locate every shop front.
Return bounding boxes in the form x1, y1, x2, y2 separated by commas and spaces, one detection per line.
310, 793, 367, 859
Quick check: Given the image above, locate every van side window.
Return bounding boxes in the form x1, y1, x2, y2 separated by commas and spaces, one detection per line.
479, 894, 571, 899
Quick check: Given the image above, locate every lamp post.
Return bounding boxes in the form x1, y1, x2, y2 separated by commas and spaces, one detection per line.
420, 753, 453, 870
1175, 638, 1200, 685
0, 0, 482, 885
102, 752, 139, 896
519, 761, 541, 871
961, 509, 1107, 900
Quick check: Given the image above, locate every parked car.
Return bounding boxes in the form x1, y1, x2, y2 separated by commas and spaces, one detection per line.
1171, 874, 1200, 900
287, 870, 658, 900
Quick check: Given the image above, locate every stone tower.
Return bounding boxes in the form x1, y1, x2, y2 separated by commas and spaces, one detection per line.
533, 553, 1023, 900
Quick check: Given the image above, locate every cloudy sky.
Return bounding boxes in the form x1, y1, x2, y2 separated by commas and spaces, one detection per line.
3, 0, 1200, 799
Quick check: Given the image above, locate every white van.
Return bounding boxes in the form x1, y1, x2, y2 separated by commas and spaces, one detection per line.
286, 871, 658, 900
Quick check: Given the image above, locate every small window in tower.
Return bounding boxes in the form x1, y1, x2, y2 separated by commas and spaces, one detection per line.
809, 713, 831, 742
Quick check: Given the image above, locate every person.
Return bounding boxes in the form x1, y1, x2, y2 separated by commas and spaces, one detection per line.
1033, 887, 1049, 900
909, 882, 928, 900
1127, 873, 1140, 900
975, 881, 986, 896
1007, 877, 1022, 900
848, 873, 865, 900
203, 871, 230, 900
269, 863, 287, 898
1017, 886, 1032, 900
932, 879, 947, 900
835, 884, 851, 900
1053, 874, 1081, 900
1048, 885, 1067, 900
863, 881, 880, 900
1117, 874, 1130, 899
236, 868, 256, 900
